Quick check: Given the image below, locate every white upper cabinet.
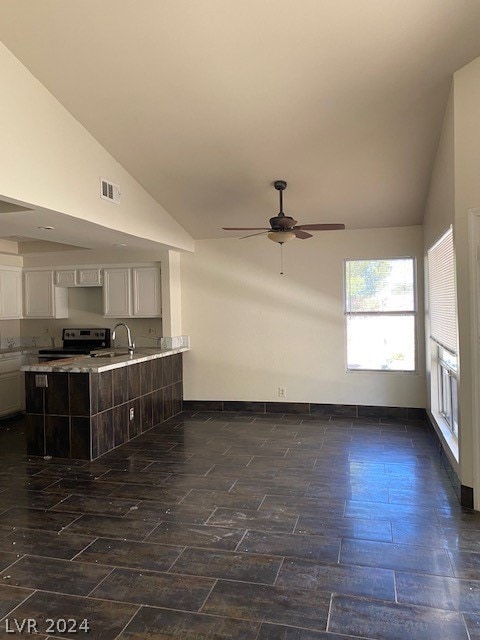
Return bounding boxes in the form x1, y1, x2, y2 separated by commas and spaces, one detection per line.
132, 267, 161, 317
77, 268, 103, 286
55, 269, 76, 286
103, 267, 132, 317
23, 270, 69, 318
103, 266, 161, 318
0, 267, 22, 319
55, 267, 103, 287
21, 264, 159, 319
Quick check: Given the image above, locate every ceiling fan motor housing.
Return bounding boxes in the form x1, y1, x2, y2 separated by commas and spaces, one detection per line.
269, 215, 297, 230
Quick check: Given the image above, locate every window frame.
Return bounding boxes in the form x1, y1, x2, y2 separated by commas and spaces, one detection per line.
343, 256, 418, 373
437, 345, 458, 438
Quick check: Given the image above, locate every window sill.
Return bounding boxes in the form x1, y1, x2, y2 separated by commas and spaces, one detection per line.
429, 410, 459, 465
346, 368, 419, 374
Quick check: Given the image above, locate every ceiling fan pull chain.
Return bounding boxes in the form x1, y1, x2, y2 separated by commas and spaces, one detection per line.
280, 243, 284, 275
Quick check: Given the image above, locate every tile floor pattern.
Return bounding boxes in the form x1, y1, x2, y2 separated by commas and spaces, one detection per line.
0, 411, 477, 638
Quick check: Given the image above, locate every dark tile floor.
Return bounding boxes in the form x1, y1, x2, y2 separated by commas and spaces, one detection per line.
0, 410, 478, 638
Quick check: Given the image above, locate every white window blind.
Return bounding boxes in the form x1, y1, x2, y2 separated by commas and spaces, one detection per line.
427, 227, 457, 354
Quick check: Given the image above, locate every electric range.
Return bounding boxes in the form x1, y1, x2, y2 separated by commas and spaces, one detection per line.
38, 328, 111, 361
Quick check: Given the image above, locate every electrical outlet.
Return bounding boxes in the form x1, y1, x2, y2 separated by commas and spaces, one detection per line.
35, 374, 48, 388
278, 387, 286, 398
148, 327, 156, 334
129, 407, 134, 421
44, 327, 49, 334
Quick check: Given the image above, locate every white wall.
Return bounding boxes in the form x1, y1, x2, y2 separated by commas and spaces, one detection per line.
0, 319, 21, 343
423, 87, 455, 249
181, 226, 425, 407
0, 43, 193, 252
160, 251, 183, 338
452, 57, 480, 493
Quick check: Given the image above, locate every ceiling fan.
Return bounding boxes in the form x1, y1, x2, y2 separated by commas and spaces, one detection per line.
223, 180, 345, 243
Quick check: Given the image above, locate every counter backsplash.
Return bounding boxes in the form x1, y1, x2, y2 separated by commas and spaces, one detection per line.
0, 335, 50, 350
0, 334, 190, 351
160, 335, 190, 349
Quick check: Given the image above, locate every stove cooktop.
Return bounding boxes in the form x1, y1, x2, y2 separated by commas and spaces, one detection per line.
38, 327, 111, 357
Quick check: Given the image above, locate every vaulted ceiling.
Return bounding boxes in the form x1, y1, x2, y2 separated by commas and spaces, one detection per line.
1, 0, 480, 243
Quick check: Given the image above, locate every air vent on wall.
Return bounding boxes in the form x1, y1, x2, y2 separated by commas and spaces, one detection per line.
100, 178, 121, 204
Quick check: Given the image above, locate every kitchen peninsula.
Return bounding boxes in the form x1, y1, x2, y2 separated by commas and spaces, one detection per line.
21, 346, 187, 460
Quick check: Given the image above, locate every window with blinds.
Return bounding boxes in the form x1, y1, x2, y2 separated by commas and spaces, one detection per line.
344, 258, 416, 371
427, 227, 458, 438
427, 227, 457, 355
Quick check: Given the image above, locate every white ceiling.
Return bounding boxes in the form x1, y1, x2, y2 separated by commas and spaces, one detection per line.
1, 0, 480, 247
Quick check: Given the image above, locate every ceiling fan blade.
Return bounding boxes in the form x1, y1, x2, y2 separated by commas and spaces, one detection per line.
223, 227, 270, 231
239, 231, 269, 239
294, 223, 346, 231
294, 230, 313, 239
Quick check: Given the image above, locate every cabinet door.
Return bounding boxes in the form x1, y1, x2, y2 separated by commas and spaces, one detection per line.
0, 371, 22, 417
132, 267, 161, 317
24, 271, 55, 317
103, 267, 132, 317
55, 270, 76, 286
78, 268, 102, 286
24, 271, 68, 318
0, 268, 22, 319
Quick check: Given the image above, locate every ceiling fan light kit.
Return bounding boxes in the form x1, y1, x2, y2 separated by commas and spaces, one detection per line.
267, 230, 296, 243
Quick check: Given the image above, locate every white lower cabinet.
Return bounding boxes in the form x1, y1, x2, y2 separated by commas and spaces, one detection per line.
0, 357, 23, 417
0, 267, 22, 319
104, 266, 161, 318
23, 270, 68, 318
0, 372, 22, 417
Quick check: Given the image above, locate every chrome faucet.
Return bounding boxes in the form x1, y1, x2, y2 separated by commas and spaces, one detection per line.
112, 323, 135, 354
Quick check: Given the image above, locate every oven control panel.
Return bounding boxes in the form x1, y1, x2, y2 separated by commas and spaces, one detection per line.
62, 328, 109, 341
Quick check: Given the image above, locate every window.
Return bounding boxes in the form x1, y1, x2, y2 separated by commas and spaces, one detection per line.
344, 258, 416, 371
437, 345, 458, 437
427, 227, 458, 439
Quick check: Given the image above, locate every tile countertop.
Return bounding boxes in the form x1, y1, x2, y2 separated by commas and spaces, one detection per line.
20, 346, 189, 374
